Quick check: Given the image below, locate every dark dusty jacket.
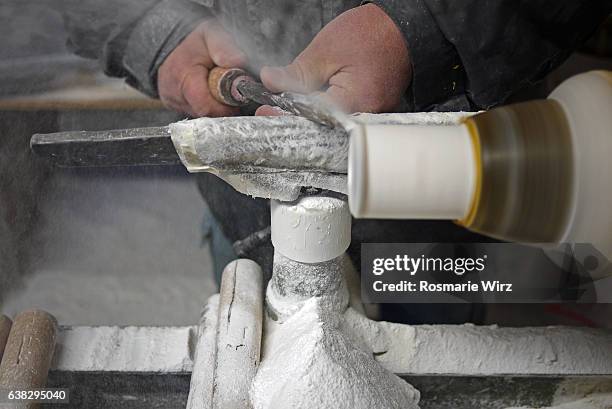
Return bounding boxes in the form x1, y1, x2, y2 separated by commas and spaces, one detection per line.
60, 0, 612, 112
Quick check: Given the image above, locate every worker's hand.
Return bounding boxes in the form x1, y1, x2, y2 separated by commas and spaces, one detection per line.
158, 20, 246, 117
256, 3, 411, 116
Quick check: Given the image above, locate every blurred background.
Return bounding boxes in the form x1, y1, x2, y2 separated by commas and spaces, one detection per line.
0, 2, 216, 325
0, 3, 610, 327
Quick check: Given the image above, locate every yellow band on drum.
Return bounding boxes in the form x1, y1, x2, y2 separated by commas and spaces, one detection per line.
456, 117, 482, 227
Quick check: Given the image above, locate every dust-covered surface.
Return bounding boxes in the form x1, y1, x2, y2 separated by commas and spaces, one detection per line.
256, 231, 419, 409
170, 115, 349, 173
217, 170, 347, 201
353, 111, 474, 125
52, 325, 195, 372
186, 294, 218, 409
170, 115, 350, 200
1, 169, 216, 326
213, 259, 263, 409
252, 296, 612, 408
251, 299, 421, 409
170, 112, 471, 174
43, 319, 612, 407
267, 253, 350, 322
368, 318, 612, 376
169, 112, 473, 200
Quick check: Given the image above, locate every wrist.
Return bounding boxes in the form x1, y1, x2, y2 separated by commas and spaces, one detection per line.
122, 0, 211, 97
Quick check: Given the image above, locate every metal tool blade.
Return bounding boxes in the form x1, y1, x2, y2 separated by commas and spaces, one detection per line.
30, 126, 181, 167
233, 80, 277, 107
235, 81, 345, 128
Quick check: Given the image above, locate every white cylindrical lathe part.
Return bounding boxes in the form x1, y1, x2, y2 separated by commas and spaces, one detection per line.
549, 71, 612, 259
348, 124, 477, 220
270, 195, 351, 263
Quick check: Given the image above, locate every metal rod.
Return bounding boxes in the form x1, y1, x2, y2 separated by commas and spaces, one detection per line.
30, 126, 180, 167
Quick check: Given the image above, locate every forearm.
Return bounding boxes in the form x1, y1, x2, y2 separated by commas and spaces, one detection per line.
59, 0, 211, 96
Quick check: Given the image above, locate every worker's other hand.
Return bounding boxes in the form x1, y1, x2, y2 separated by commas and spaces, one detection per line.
158, 20, 246, 117
257, 3, 411, 116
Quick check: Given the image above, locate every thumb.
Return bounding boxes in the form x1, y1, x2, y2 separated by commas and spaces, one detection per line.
260, 50, 336, 94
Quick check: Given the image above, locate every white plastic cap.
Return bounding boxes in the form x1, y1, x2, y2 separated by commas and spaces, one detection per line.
348, 123, 476, 220
270, 195, 351, 263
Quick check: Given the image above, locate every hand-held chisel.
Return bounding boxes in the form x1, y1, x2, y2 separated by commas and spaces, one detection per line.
207, 67, 344, 128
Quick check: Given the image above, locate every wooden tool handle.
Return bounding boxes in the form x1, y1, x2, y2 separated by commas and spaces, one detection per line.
208, 67, 250, 107
0, 309, 58, 409
0, 315, 11, 363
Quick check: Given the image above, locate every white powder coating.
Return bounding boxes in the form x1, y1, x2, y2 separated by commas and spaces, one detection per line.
169, 113, 472, 175
252, 289, 612, 409
218, 170, 348, 202
51, 326, 194, 373
47, 319, 612, 377
260, 193, 419, 409
271, 196, 351, 263
169, 112, 474, 200
213, 260, 263, 409
170, 116, 349, 173
284, 195, 346, 212
187, 294, 219, 409
353, 112, 474, 126
250, 299, 420, 409
359, 320, 612, 376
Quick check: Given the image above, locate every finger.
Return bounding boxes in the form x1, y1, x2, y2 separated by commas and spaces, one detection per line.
158, 61, 189, 111
161, 96, 191, 115
181, 66, 240, 117
254, 105, 292, 116
185, 22, 215, 67
202, 21, 247, 68
159, 82, 193, 114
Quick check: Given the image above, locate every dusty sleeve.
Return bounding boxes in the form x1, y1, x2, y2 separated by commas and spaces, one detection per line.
60, 0, 211, 96
369, 0, 612, 111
